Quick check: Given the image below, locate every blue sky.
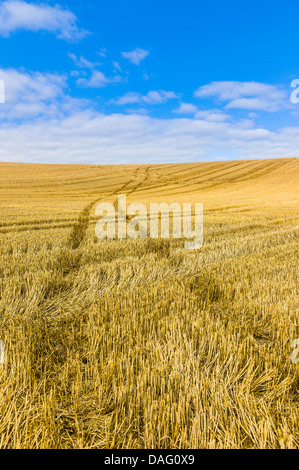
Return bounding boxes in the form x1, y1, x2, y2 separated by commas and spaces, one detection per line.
0, 0, 299, 164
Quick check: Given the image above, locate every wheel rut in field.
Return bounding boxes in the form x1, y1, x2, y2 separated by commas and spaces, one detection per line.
37, 165, 151, 312
67, 165, 150, 251
28, 165, 150, 311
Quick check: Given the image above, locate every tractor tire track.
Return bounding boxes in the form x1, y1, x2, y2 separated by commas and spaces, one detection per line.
64, 164, 150, 253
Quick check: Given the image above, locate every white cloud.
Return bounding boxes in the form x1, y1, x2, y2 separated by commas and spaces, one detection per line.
112, 92, 140, 105
97, 48, 107, 58
126, 108, 149, 115
68, 53, 97, 69
112, 90, 178, 105
0, 69, 298, 164
70, 70, 83, 78
0, 68, 87, 119
1, 110, 299, 164
113, 62, 122, 72
194, 81, 287, 112
76, 70, 122, 88
0, 0, 87, 41
121, 48, 149, 65
143, 90, 178, 104
174, 102, 198, 114
0, 68, 66, 103
195, 109, 231, 122
225, 97, 276, 111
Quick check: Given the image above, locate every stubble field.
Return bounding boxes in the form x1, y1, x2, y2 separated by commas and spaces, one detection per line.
0, 157, 298, 448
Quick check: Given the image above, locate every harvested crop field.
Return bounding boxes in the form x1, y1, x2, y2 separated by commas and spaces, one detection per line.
0, 157, 298, 448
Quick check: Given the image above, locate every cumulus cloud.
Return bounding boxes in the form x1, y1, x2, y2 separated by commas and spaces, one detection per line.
121, 48, 149, 65
76, 70, 122, 88
0, 69, 298, 164
111, 92, 140, 105
0, 68, 88, 120
194, 81, 288, 112
97, 48, 107, 58
68, 53, 97, 69
173, 102, 198, 114
0, 0, 87, 41
143, 90, 178, 104
195, 109, 231, 122
126, 108, 149, 115
113, 62, 122, 72
0, 110, 299, 164
0, 68, 65, 113
112, 90, 178, 105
